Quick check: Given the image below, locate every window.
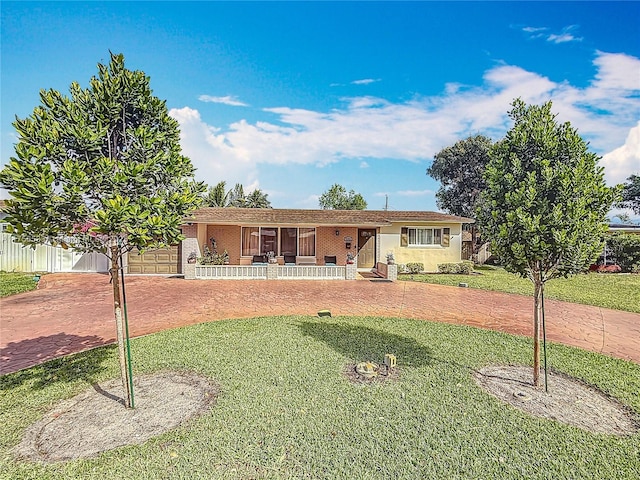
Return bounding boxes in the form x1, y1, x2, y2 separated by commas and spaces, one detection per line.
407, 227, 442, 246
260, 228, 278, 255
242, 227, 260, 256
298, 228, 315, 256
242, 227, 316, 256
280, 228, 297, 256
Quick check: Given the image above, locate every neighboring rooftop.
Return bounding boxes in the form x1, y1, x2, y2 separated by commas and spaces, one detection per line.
608, 223, 640, 233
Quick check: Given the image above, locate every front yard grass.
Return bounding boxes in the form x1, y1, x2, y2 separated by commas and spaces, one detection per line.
399, 266, 640, 313
0, 272, 39, 298
1, 315, 638, 479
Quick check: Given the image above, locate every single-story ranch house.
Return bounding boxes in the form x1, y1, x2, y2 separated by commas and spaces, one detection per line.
0, 203, 474, 279
159, 208, 473, 280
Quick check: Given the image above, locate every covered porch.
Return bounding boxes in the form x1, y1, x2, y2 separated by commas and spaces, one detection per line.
181, 208, 395, 281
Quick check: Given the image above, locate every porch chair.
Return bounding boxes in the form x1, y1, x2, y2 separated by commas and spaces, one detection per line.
284, 255, 297, 266
324, 255, 337, 266
252, 255, 268, 265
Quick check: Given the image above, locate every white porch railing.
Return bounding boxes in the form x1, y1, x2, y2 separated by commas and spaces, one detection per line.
277, 265, 345, 280
193, 264, 348, 280
195, 265, 268, 279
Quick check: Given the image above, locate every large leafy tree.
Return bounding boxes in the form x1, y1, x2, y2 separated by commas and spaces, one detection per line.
0, 53, 204, 407
427, 134, 493, 218
477, 99, 617, 388
319, 183, 367, 210
616, 174, 640, 214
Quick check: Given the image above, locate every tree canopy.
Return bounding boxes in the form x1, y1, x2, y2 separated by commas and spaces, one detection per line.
0, 52, 204, 407
202, 181, 271, 208
427, 134, 493, 218
318, 184, 367, 210
616, 174, 640, 214
477, 99, 617, 387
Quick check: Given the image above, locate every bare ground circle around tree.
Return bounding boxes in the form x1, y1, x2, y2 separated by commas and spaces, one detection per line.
474, 365, 639, 436
14, 371, 218, 463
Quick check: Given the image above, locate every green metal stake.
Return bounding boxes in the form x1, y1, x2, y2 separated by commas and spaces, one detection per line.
119, 247, 135, 408
542, 288, 548, 393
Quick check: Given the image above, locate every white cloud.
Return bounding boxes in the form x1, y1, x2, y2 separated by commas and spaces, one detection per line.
601, 122, 640, 186
397, 189, 435, 197
592, 51, 640, 91
351, 78, 381, 85
523, 24, 582, 43
168, 106, 258, 187
296, 194, 320, 208
171, 51, 640, 188
547, 33, 580, 44
198, 95, 248, 107
360, 161, 370, 169
522, 26, 547, 34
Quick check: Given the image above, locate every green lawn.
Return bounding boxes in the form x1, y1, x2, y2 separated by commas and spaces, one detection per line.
0, 273, 40, 298
1, 315, 638, 479
400, 266, 640, 313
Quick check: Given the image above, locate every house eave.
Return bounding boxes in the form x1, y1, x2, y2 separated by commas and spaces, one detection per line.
183, 207, 474, 227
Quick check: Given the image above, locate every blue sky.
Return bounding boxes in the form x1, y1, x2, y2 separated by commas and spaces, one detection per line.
2, 1, 639, 213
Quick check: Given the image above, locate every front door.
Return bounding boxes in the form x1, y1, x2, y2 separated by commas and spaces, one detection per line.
357, 229, 376, 268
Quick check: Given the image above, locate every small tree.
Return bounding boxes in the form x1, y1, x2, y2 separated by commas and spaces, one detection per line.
0, 53, 204, 407
477, 99, 617, 388
427, 134, 493, 218
319, 184, 367, 210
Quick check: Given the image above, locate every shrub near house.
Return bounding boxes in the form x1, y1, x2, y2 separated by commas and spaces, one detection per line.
437, 261, 474, 274
607, 233, 640, 273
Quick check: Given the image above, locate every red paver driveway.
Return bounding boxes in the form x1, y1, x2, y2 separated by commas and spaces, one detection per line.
1, 273, 639, 374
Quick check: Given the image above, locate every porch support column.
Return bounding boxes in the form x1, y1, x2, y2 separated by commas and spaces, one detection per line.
386, 264, 398, 281
267, 263, 278, 280
181, 223, 200, 279
346, 263, 357, 280
184, 263, 196, 280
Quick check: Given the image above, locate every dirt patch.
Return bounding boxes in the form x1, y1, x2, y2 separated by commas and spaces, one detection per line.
344, 363, 400, 384
475, 365, 639, 436
15, 371, 218, 463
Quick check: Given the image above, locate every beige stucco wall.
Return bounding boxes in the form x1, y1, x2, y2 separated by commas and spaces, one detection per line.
379, 222, 463, 272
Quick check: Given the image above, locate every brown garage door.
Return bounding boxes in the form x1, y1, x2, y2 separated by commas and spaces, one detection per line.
128, 246, 180, 274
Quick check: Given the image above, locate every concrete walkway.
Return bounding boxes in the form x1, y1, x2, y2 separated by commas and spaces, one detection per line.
1, 273, 639, 374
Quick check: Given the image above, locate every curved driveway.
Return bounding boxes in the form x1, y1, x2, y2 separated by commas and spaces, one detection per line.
1, 273, 639, 374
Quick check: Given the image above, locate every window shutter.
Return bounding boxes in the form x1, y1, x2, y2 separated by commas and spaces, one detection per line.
441, 228, 450, 247
401, 227, 408, 247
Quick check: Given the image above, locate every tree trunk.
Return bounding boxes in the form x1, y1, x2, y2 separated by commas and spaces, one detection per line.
533, 277, 544, 387
110, 245, 132, 408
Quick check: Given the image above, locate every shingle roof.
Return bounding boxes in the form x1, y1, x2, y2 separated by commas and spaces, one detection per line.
187, 208, 474, 226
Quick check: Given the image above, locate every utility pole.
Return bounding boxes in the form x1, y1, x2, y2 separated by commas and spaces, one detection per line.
384, 195, 388, 211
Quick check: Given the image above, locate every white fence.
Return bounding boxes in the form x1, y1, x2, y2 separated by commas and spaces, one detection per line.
0, 232, 109, 273
473, 242, 493, 265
